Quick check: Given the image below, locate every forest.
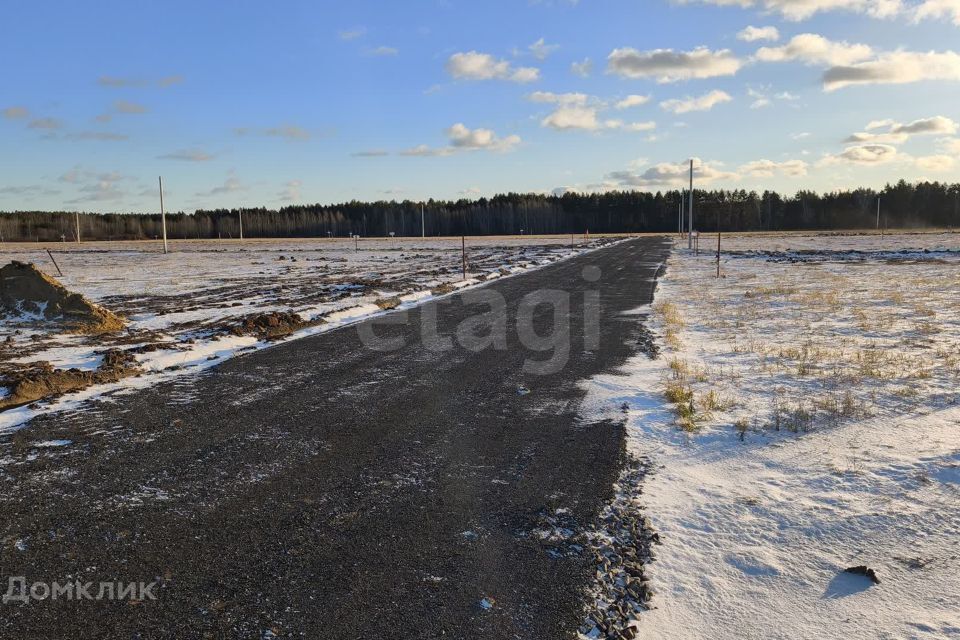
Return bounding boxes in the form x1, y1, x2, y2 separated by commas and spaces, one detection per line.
1, 180, 958, 242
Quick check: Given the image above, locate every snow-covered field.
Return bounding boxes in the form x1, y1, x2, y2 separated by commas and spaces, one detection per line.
0, 235, 617, 431
582, 231, 960, 639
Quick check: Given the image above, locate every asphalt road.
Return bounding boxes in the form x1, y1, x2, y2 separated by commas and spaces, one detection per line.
0, 236, 670, 640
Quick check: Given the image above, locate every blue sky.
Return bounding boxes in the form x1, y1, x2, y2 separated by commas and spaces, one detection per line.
2, 0, 959, 212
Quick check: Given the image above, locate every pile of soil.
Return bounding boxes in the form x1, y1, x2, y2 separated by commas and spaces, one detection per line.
374, 297, 402, 310
0, 349, 140, 412
228, 311, 311, 340
0, 261, 125, 333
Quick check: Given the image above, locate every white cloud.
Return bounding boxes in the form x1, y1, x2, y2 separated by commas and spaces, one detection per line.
446, 123, 521, 151
402, 123, 521, 156
28, 117, 62, 130
158, 75, 184, 88
236, 124, 311, 141
823, 50, 960, 90
844, 131, 909, 144
64, 131, 129, 141
530, 93, 656, 132
114, 100, 148, 114
792, 132, 812, 139
738, 25, 780, 42
528, 37, 560, 60
159, 148, 215, 161
198, 177, 245, 196
676, 0, 903, 21
913, 0, 960, 25
624, 121, 657, 132
542, 106, 607, 130
615, 94, 651, 109
915, 154, 956, 171
755, 34, 873, 66
607, 47, 742, 83
821, 143, 899, 165
540, 104, 656, 133
366, 46, 398, 56
339, 27, 366, 41
527, 91, 590, 106
62, 169, 130, 204
571, 58, 593, 77
98, 75, 183, 88
940, 137, 960, 154
2, 106, 28, 119
399, 144, 455, 157
891, 115, 958, 135
446, 51, 540, 83
660, 90, 733, 114
279, 180, 302, 202
97, 76, 144, 87
866, 118, 896, 130
844, 116, 958, 144
607, 157, 739, 188
739, 158, 809, 177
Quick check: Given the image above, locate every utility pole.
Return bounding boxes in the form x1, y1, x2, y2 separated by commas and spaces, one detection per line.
687, 159, 694, 249
75, 212, 81, 244
159, 176, 168, 254
421, 202, 425, 238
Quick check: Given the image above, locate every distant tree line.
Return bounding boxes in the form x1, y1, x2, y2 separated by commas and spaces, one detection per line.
2, 180, 959, 242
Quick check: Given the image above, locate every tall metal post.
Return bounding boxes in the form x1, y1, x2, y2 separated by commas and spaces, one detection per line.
159, 176, 168, 254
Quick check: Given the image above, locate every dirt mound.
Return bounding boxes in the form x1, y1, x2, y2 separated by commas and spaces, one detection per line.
0, 261, 125, 333
374, 297, 402, 310
0, 349, 140, 412
229, 311, 311, 339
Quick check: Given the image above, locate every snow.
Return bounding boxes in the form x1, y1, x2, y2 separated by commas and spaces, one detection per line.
580, 231, 960, 640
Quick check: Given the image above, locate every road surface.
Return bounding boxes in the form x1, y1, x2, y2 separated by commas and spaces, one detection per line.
0, 237, 670, 639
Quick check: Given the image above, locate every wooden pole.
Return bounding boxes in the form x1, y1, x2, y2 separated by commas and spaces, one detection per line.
159, 176, 168, 254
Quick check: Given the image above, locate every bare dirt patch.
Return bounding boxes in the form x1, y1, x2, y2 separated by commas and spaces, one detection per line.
227, 311, 314, 340
0, 349, 140, 411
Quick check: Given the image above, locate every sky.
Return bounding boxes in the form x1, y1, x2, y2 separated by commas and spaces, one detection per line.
2, 0, 960, 213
